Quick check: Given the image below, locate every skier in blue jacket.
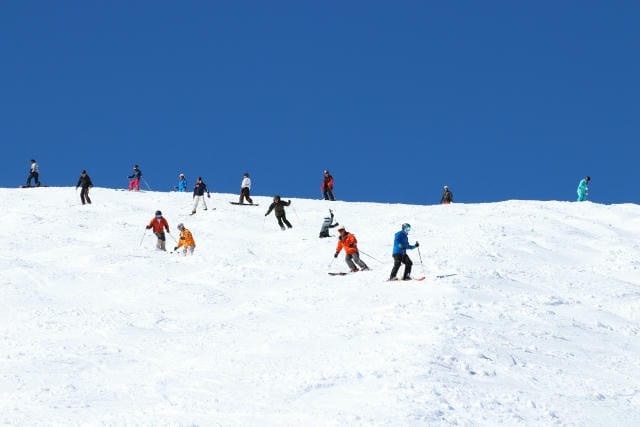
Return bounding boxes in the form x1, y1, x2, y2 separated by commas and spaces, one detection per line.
389, 223, 419, 281
577, 176, 591, 201
177, 173, 188, 192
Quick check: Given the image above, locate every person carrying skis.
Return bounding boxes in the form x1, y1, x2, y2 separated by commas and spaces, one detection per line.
334, 225, 369, 272
319, 209, 339, 238
239, 172, 254, 204
265, 195, 292, 230
577, 176, 591, 202
128, 165, 142, 191
26, 159, 40, 187
389, 223, 419, 281
146, 210, 170, 251
177, 173, 188, 192
174, 223, 196, 255
192, 176, 210, 214
440, 185, 453, 204
75, 170, 93, 205
321, 170, 335, 201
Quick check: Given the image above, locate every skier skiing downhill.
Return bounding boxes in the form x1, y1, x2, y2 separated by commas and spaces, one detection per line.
334, 226, 369, 272
264, 195, 292, 230
319, 209, 339, 238
75, 170, 93, 205
389, 223, 420, 281
146, 210, 170, 251
192, 177, 210, 214
128, 165, 142, 191
174, 223, 196, 255
177, 174, 188, 192
577, 176, 591, 201
239, 172, 254, 204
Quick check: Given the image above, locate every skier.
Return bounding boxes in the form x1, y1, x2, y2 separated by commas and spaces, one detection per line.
145, 210, 170, 251
321, 170, 335, 201
239, 172, 254, 204
75, 170, 93, 205
334, 225, 369, 272
440, 185, 453, 204
177, 174, 188, 192
577, 176, 591, 202
26, 159, 40, 187
128, 165, 142, 191
264, 195, 292, 230
192, 177, 210, 214
389, 223, 420, 281
174, 223, 196, 255
319, 209, 339, 238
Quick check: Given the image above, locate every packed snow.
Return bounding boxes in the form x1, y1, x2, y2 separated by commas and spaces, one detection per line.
1, 187, 639, 426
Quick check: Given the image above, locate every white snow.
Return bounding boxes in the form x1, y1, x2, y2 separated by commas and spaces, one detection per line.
1, 187, 639, 425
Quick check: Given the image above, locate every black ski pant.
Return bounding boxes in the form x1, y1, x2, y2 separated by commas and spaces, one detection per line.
239, 187, 253, 204
390, 253, 412, 280
80, 187, 91, 204
276, 214, 292, 229
26, 172, 40, 187
323, 188, 335, 201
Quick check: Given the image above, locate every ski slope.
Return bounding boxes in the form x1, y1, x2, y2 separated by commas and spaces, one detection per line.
1, 187, 639, 425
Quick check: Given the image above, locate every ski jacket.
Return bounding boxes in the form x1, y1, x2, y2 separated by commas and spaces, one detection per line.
76, 174, 93, 188
241, 177, 251, 190
31, 162, 39, 173
441, 189, 453, 203
176, 228, 195, 248
265, 199, 291, 217
392, 230, 416, 255
147, 216, 169, 233
321, 174, 334, 190
577, 179, 589, 194
336, 232, 359, 255
128, 168, 142, 179
193, 181, 209, 197
177, 178, 188, 192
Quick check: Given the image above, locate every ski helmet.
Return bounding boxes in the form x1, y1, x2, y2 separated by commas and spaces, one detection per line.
444, 185, 448, 190
179, 173, 185, 178
402, 223, 411, 232
274, 195, 280, 201
243, 172, 249, 177
81, 170, 87, 174
338, 225, 346, 232
586, 176, 591, 182
155, 210, 162, 216
177, 223, 184, 230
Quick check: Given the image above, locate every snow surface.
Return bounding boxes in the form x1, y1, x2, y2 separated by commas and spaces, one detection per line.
1, 187, 639, 426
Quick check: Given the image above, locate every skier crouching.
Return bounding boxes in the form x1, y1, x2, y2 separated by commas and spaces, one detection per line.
334, 225, 369, 272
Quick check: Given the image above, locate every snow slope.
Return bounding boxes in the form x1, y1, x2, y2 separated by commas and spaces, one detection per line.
1, 187, 639, 426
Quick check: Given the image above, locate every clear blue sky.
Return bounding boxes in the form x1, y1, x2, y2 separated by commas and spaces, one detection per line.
1, 1, 638, 204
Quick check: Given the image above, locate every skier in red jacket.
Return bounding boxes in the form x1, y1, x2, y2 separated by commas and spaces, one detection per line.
321, 170, 335, 201
146, 210, 170, 251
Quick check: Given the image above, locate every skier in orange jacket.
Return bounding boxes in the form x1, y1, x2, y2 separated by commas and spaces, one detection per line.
334, 225, 369, 272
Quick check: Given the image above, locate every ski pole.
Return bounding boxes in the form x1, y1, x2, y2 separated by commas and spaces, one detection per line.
139, 229, 148, 246
290, 204, 302, 223
358, 249, 383, 264
328, 256, 336, 269
142, 177, 152, 191
417, 246, 427, 276
167, 231, 177, 243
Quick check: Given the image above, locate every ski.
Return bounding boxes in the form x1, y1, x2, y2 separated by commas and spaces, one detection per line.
19, 185, 48, 188
328, 272, 349, 276
387, 276, 426, 282
230, 202, 259, 206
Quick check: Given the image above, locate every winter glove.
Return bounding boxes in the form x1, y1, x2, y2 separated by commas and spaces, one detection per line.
207, 192, 211, 198
174, 247, 178, 251
146, 225, 151, 229
415, 241, 420, 247
334, 252, 339, 258
264, 213, 268, 216
75, 186, 79, 190
288, 200, 291, 204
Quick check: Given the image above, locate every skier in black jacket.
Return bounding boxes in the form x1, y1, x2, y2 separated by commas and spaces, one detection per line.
265, 195, 292, 230
75, 170, 93, 205
440, 185, 453, 204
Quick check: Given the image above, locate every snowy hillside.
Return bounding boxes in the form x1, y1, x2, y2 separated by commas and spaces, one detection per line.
1, 187, 639, 426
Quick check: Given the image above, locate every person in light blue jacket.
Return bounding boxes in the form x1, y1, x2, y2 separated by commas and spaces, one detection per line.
389, 223, 419, 281
577, 176, 591, 201
177, 173, 188, 192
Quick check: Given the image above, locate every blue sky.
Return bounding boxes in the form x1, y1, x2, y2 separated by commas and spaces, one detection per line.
1, 1, 638, 204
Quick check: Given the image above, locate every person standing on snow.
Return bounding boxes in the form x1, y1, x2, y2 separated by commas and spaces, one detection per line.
440, 185, 453, 204
174, 223, 196, 255
319, 209, 339, 238
192, 177, 210, 214
265, 195, 292, 230
75, 170, 93, 205
177, 173, 188, 192
239, 172, 254, 204
128, 165, 142, 191
334, 225, 369, 272
146, 210, 170, 251
389, 223, 420, 281
577, 176, 591, 202
26, 159, 40, 187
321, 170, 335, 201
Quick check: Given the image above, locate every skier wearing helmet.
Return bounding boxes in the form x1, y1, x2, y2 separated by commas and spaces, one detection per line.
146, 210, 170, 251
177, 173, 188, 192
174, 223, 196, 255
334, 225, 369, 272
265, 195, 292, 230
440, 185, 453, 204
321, 170, 335, 201
389, 223, 419, 281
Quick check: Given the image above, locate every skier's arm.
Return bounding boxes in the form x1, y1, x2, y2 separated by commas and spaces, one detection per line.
265, 203, 274, 216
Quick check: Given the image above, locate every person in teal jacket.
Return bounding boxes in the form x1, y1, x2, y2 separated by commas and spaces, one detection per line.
389, 223, 419, 281
577, 176, 591, 201
177, 173, 188, 192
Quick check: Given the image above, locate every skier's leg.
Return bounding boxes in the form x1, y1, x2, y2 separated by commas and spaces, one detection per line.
192, 196, 200, 213
402, 255, 413, 279
282, 214, 292, 228
353, 252, 369, 270
390, 254, 402, 279
345, 254, 358, 271
276, 216, 285, 230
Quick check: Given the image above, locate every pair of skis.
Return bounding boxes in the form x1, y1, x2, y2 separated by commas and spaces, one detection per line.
327, 271, 426, 281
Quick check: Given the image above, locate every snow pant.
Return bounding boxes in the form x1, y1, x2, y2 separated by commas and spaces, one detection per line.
179, 245, 195, 256
323, 188, 335, 201
390, 253, 412, 280
345, 252, 368, 271
192, 195, 207, 212
26, 172, 40, 187
80, 187, 91, 204
276, 214, 292, 230
239, 187, 253, 204
155, 232, 166, 250
129, 179, 140, 191
319, 229, 330, 238
577, 189, 587, 202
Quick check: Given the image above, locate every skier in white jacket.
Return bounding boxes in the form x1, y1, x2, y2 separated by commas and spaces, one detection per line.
239, 172, 254, 204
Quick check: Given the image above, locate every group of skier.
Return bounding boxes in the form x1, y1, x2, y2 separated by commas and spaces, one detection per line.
144, 210, 195, 255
